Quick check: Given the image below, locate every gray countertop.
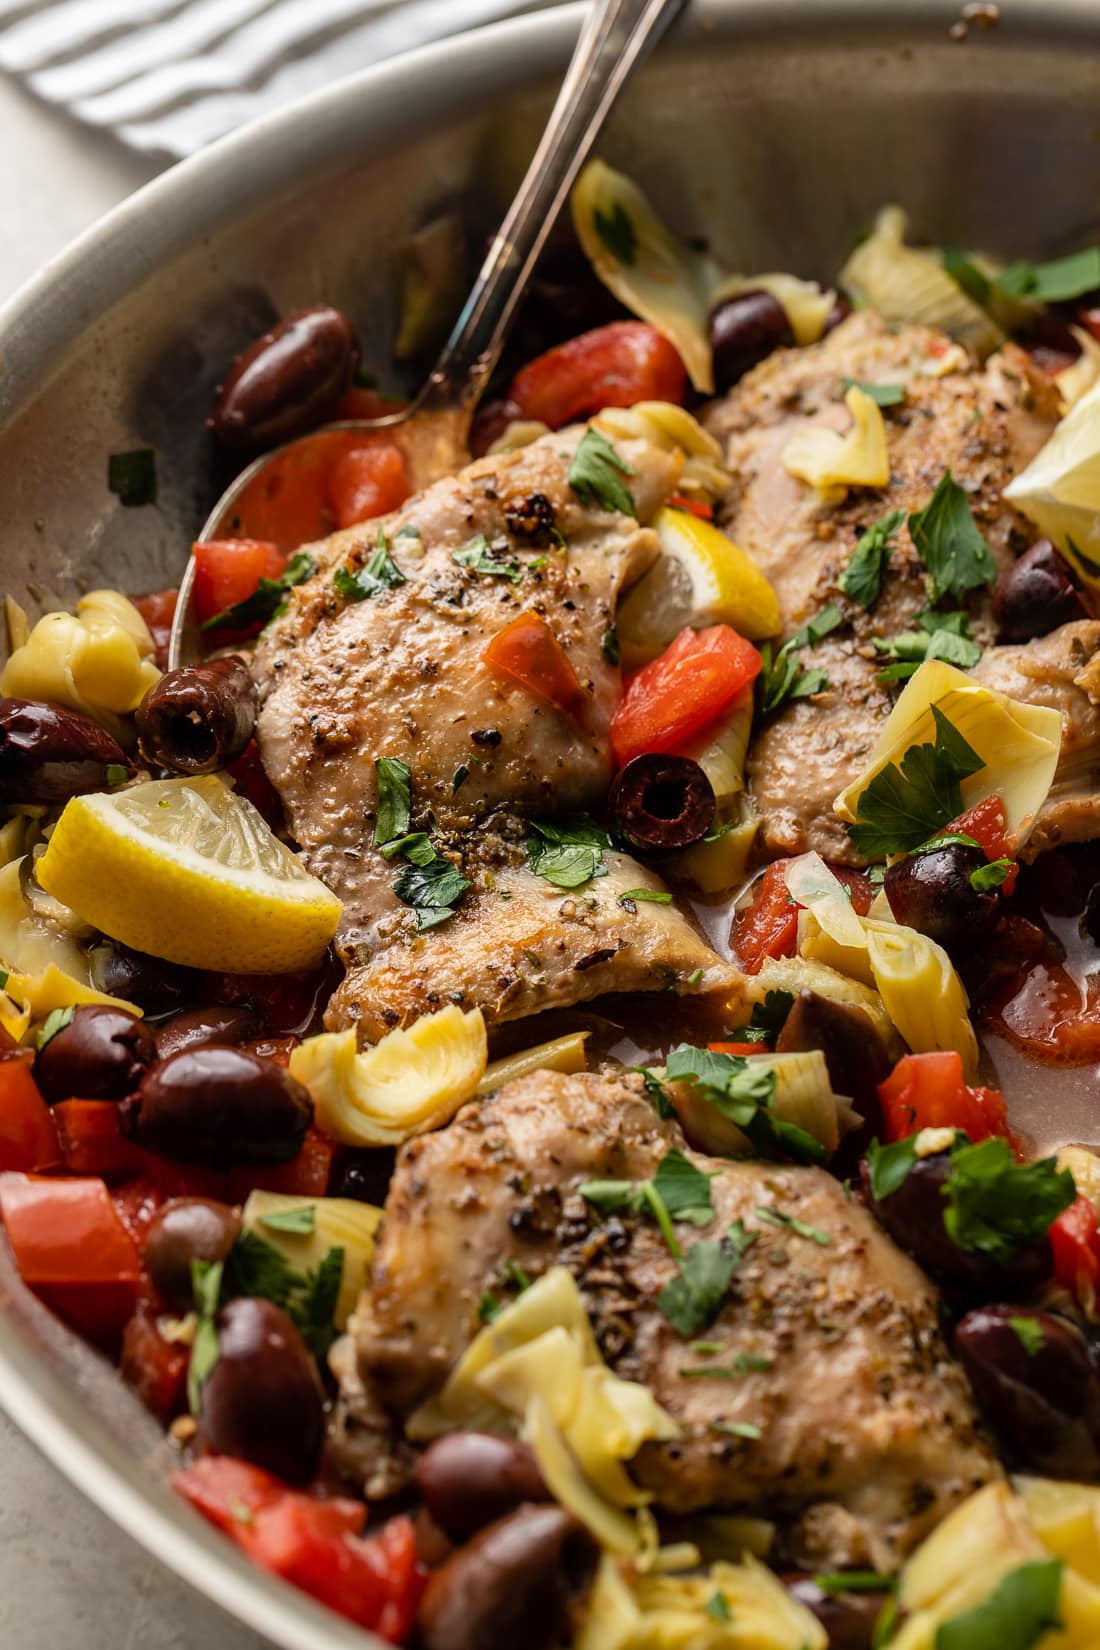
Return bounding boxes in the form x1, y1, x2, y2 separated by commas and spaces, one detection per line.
0, 71, 272, 1650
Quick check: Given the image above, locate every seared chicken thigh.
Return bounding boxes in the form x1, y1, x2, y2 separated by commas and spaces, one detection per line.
252, 424, 736, 1035
355, 1069, 999, 1570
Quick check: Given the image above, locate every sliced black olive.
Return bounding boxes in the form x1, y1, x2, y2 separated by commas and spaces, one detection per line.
120, 1047, 312, 1165
136, 656, 257, 775
208, 306, 359, 458
992, 540, 1088, 643
883, 843, 1001, 953
609, 753, 715, 853
0, 697, 132, 804
197, 1297, 324, 1485
34, 1004, 157, 1105
144, 1197, 242, 1310
708, 289, 795, 392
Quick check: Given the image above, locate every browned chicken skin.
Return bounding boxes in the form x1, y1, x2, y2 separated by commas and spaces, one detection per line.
354, 1069, 999, 1570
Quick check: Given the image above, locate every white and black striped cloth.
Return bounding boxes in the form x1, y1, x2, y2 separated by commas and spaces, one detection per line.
0, 0, 560, 158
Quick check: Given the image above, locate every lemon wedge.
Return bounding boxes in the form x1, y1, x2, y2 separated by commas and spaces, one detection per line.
37, 775, 341, 972
289, 1004, 487, 1147
1004, 375, 1100, 585
616, 506, 780, 667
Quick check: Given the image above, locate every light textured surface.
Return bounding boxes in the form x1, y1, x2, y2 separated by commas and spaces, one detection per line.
0, 68, 269, 1650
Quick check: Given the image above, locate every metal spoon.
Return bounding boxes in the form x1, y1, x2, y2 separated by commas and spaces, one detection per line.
168, 0, 687, 668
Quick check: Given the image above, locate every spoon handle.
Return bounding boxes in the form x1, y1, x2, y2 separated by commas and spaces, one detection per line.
416, 0, 688, 416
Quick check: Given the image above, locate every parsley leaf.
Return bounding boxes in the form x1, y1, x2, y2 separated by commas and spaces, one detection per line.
188, 1258, 224, 1413
452, 534, 523, 583
755, 1204, 831, 1245
653, 1148, 720, 1228
389, 833, 470, 930
942, 248, 993, 305
663, 1043, 826, 1164
873, 608, 982, 682
257, 1205, 316, 1235
943, 1137, 1075, 1262
971, 857, 1013, 892
105, 762, 130, 787
293, 1247, 344, 1360
997, 246, 1100, 303
1009, 1315, 1047, 1356
865, 1134, 921, 1201
226, 1228, 304, 1307
526, 815, 610, 889
815, 1571, 895, 1597
730, 988, 795, 1046
841, 376, 905, 407
846, 704, 985, 857
601, 624, 621, 666
373, 756, 412, 846
333, 529, 406, 601
201, 550, 315, 632
452, 764, 470, 793
908, 472, 996, 603
108, 448, 157, 507
594, 201, 637, 266
635, 1065, 674, 1119
934, 1558, 1064, 1650
579, 1148, 716, 1254
704, 1592, 732, 1621
618, 887, 674, 909
839, 509, 906, 610
568, 429, 636, 516
658, 1237, 741, 1337
38, 1005, 75, 1050
757, 604, 844, 716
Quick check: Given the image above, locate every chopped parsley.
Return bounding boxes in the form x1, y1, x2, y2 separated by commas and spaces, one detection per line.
373, 756, 412, 846
202, 549, 314, 632
256, 1205, 316, 1235
907, 472, 996, 604
841, 376, 905, 407
704, 1592, 732, 1622
333, 528, 406, 601
188, 1257, 223, 1414
846, 704, 985, 857
757, 604, 844, 716
452, 534, 523, 583
873, 608, 982, 683
618, 887, 674, 909
635, 1064, 675, 1119
934, 1557, 1064, 1650
526, 815, 610, 889
1009, 1316, 1047, 1356
865, 1134, 922, 1202
225, 1229, 344, 1361
839, 508, 906, 610
37, 1005, 74, 1050
711, 1419, 763, 1440
478, 1291, 502, 1323
730, 988, 795, 1046
814, 1571, 895, 1596
568, 429, 636, 516
755, 1205, 831, 1246
681, 1351, 773, 1378
997, 246, 1100, 303
943, 1137, 1075, 1262
579, 1147, 719, 1257
105, 762, 129, 787
386, 832, 470, 930
663, 1043, 826, 1164
395, 523, 421, 539
658, 1232, 747, 1337
971, 857, 1013, 892
108, 448, 157, 507
452, 764, 470, 793
594, 201, 638, 265
942, 248, 993, 305
601, 624, 621, 666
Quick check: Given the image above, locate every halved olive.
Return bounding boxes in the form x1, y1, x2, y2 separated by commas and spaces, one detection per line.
609, 753, 715, 852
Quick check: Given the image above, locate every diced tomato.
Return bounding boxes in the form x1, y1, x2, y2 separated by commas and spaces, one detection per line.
0, 1058, 60, 1173
668, 493, 714, 520
131, 588, 179, 668
228, 429, 405, 553
0, 1172, 142, 1340
191, 539, 285, 634
226, 741, 283, 829
327, 444, 411, 530
732, 862, 800, 974
1050, 1196, 1100, 1318
174, 1459, 424, 1641
121, 1305, 188, 1420
229, 1127, 334, 1201
482, 610, 587, 725
108, 1174, 167, 1249
950, 794, 1018, 896
507, 321, 687, 429
707, 1041, 764, 1056
610, 625, 762, 769
877, 1051, 1017, 1148
53, 1100, 145, 1179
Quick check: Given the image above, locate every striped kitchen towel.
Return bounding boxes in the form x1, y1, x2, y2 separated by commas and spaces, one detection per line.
0, 0, 562, 158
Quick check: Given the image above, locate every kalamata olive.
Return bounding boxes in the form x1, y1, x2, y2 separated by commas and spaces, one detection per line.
469, 398, 522, 459
143, 1196, 242, 1310
955, 1304, 1100, 1479
136, 657, 257, 775
34, 1004, 157, 1105
331, 1147, 397, 1205
120, 1047, 312, 1165
883, 843, 1001, 953
784, 1576, 886, 1650
154, 1003, 263, 1062
208, 306, 359, 457
416, 1433, 550, 1541
992, 540, 1088, 643
0, 697, 131, 804
708, 289, 795, 393
776, 990, 889, 1147
198, 1297, 324, 1485
609, 753, 716, 853
88, 940, 196, 1015
860, 1150, 1052, 1299
417, 1503, 599, 1650
822, 294, 854, 335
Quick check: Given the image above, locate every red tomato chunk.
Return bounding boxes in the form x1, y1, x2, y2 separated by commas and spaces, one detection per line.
610, 624, 762, 769
507, 321, 687, 429
877, 1051, 1016, 1149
